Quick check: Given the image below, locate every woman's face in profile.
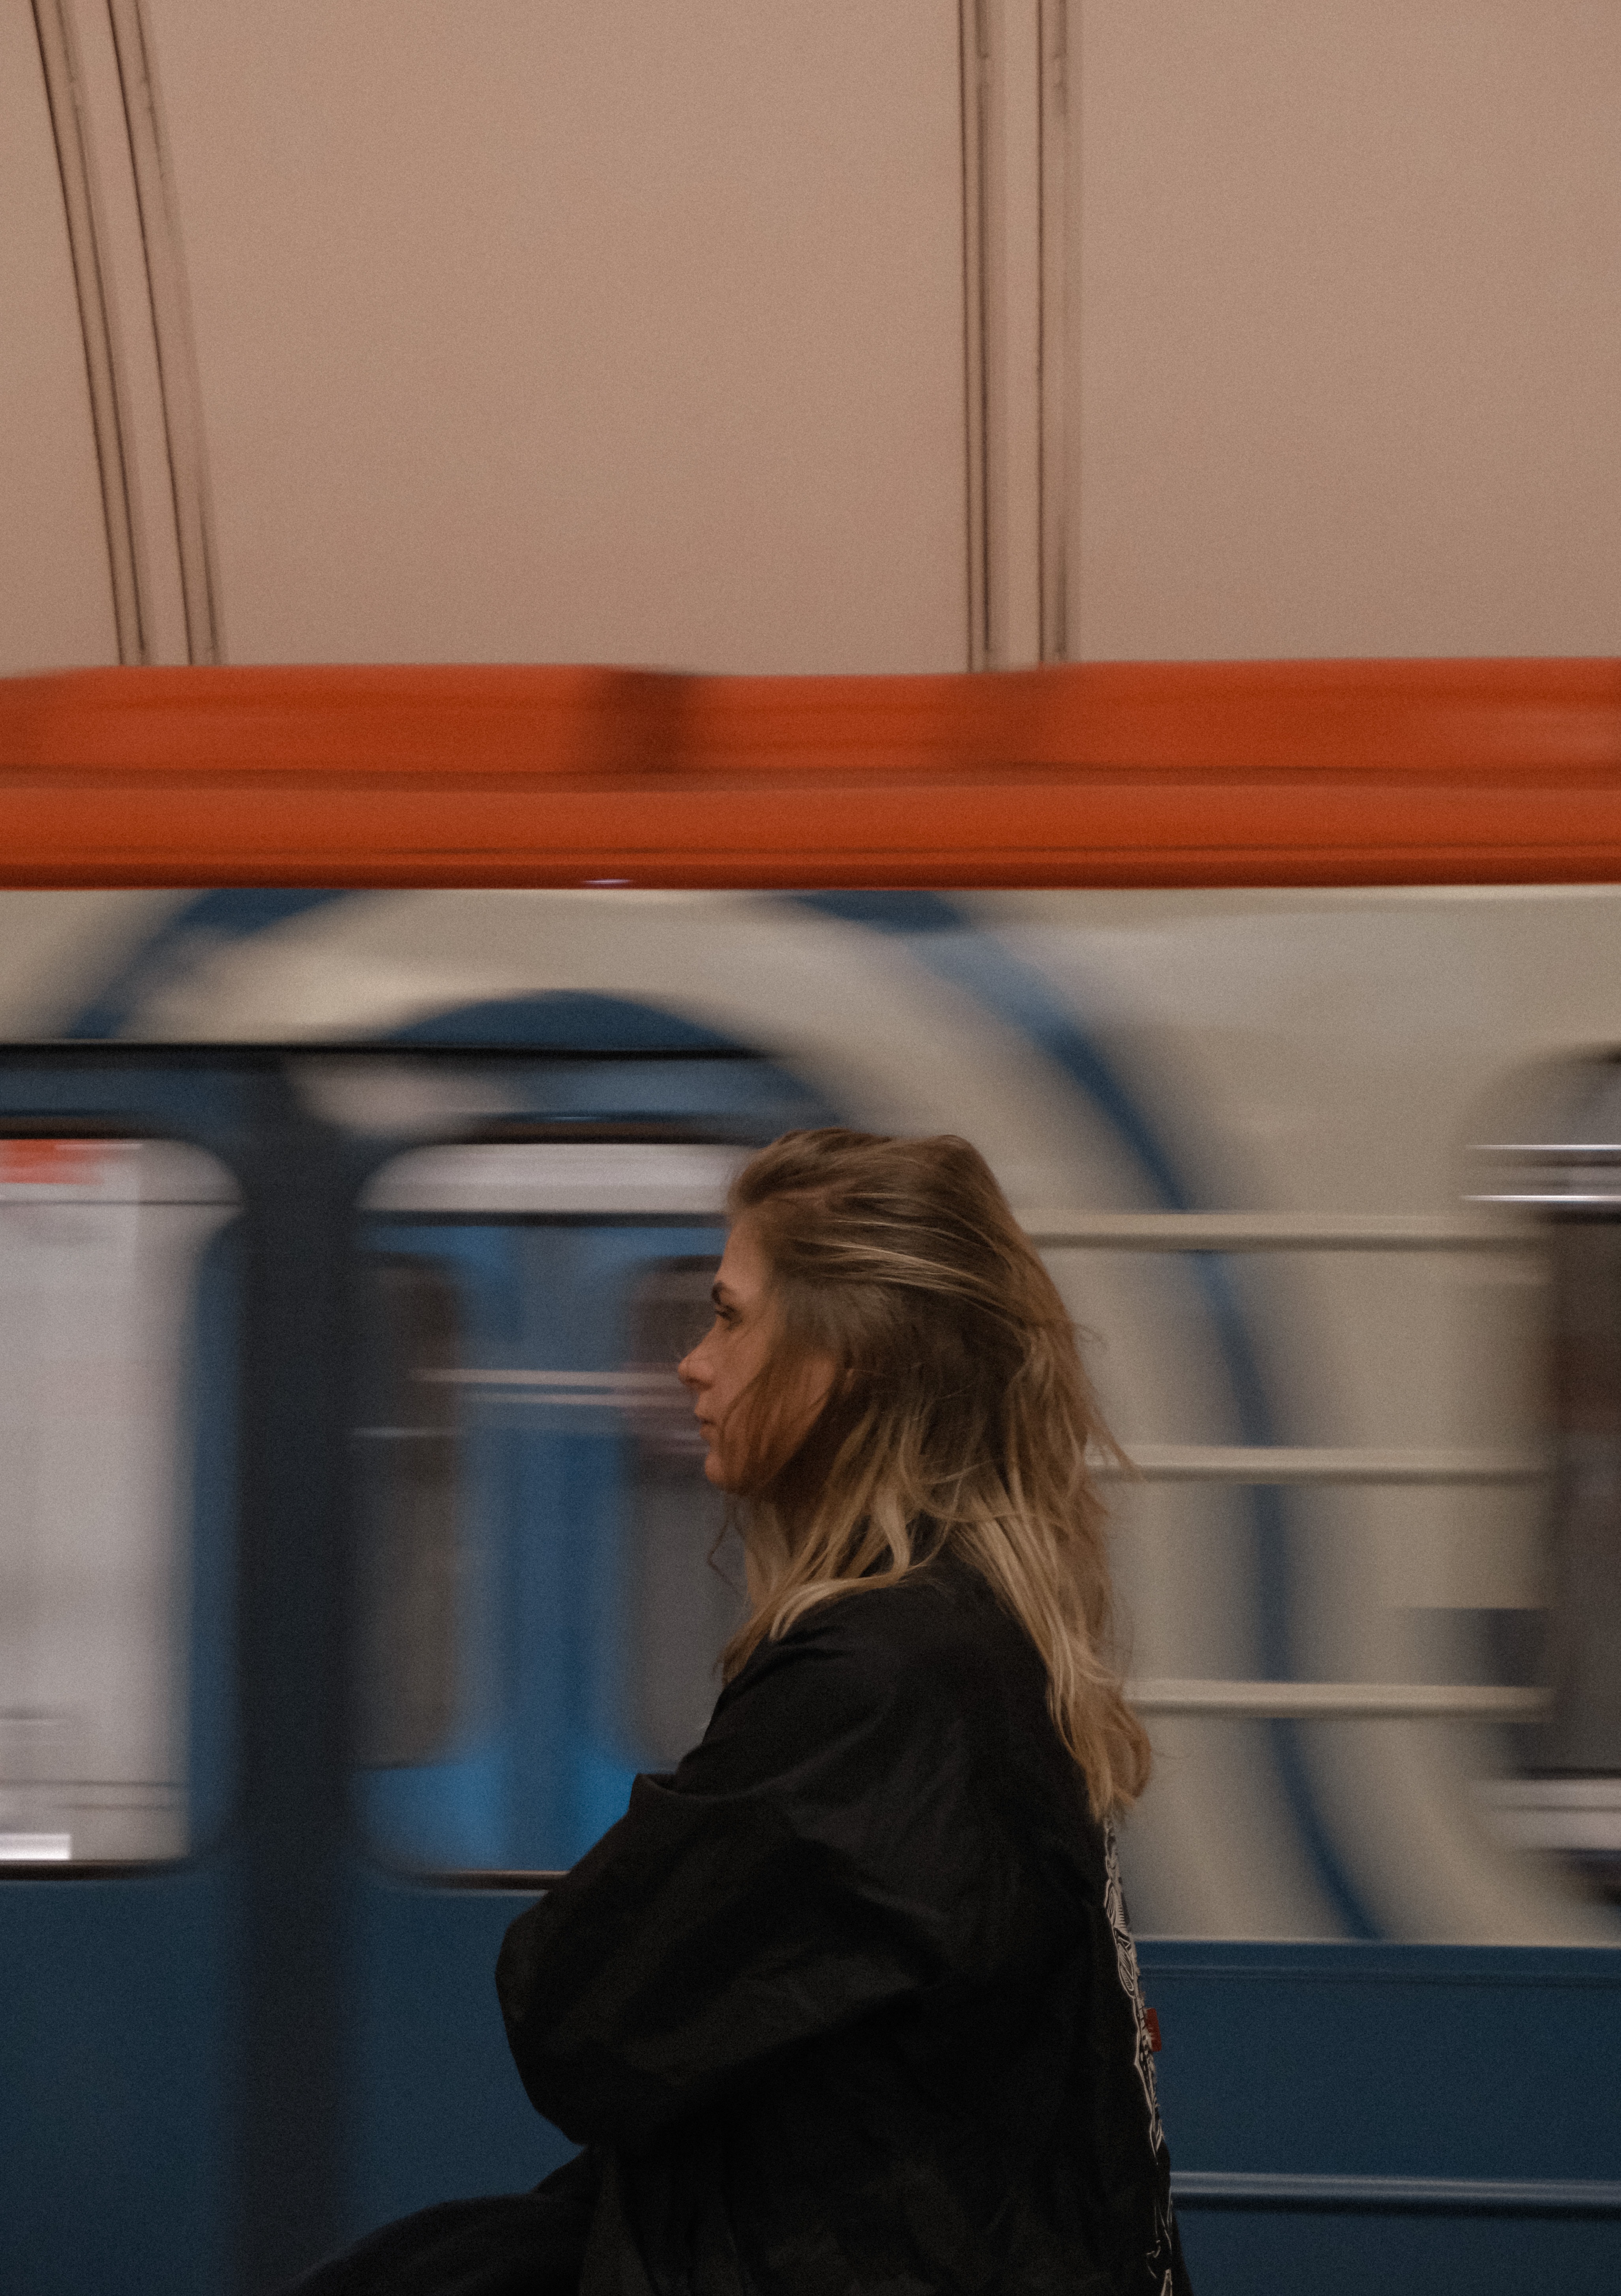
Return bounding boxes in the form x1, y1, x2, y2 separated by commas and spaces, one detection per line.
678, 1213, 833, 1491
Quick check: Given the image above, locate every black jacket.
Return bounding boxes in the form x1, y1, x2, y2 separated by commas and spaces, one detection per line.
497, 1555, 1190, 2296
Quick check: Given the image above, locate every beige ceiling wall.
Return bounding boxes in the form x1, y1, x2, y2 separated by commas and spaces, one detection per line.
140, 0, 970, 673
0, 0, 118, 676
8, 2, 1619, 677
1068, 0, 1621, 659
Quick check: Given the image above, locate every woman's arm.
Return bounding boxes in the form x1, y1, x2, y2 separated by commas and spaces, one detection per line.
496, 1618, 1029, 2150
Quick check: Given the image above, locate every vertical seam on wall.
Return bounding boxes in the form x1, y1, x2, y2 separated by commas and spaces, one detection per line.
1038, 0, 1068, 661
30, 0, 148, 664
107, 0, 223, 664
959, 0, 991, 670
1036, 2, 1047, 656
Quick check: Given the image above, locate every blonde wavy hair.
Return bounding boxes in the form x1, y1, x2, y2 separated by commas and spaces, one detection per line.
718, 1127, 1150, 1818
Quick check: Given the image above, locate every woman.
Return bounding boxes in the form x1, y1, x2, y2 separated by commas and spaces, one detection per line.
292, 1128, 1189, 2295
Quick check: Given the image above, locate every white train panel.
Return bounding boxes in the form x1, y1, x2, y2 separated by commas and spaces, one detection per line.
0, 884, 1616, 1947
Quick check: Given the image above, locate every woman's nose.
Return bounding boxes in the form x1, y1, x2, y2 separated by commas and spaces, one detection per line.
677, 1344, 705, 1391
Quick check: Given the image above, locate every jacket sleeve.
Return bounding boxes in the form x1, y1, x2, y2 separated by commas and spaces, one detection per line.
495, 1617, 1021, 2149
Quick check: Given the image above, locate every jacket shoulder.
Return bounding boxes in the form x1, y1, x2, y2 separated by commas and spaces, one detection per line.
722, 1553, 1054, 1762
797, 1551, 1040, 1670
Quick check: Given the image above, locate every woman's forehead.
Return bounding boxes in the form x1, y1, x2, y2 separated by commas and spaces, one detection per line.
717, 1212, 770, 1298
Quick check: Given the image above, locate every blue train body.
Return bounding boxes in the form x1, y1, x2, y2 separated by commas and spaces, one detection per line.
1, 887, 1618, 2293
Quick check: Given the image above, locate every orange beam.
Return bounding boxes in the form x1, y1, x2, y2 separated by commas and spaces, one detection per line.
2, 658, 1619, 889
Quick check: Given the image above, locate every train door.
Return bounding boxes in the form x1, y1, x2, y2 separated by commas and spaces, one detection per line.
0, 1049, 353, 2296
314, 1047, 826, 2255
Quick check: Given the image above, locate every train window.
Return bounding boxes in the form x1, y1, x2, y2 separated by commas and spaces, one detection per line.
352, 1142, 745, 1875
0, 1138, 240, 1868
1475, 1058, 1621, 1896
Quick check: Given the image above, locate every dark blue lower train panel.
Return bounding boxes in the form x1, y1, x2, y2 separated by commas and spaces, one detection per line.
348, 1868, 572, 2241
1143, 1939, 1621, 2290
1176, 2204, 1619, 2296
1, 1865, 236, 2296
1141, 1940, 1621, 2185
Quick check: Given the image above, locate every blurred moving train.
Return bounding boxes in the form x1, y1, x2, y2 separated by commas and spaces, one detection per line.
2, 661, 1621, 2296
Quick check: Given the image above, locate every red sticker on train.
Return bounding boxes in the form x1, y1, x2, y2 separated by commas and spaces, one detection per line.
0, 1139, 115, 1185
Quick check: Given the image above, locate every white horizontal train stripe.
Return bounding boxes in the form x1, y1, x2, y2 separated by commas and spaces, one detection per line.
360, 1171, 1544, 1249
1099, 1444, 1548, 1486
1168, 2172, 1621, 2216
1019, 1210, 1540, 1252
1128, 1681, 1547, 1720
399, 1383, 1552, 1488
